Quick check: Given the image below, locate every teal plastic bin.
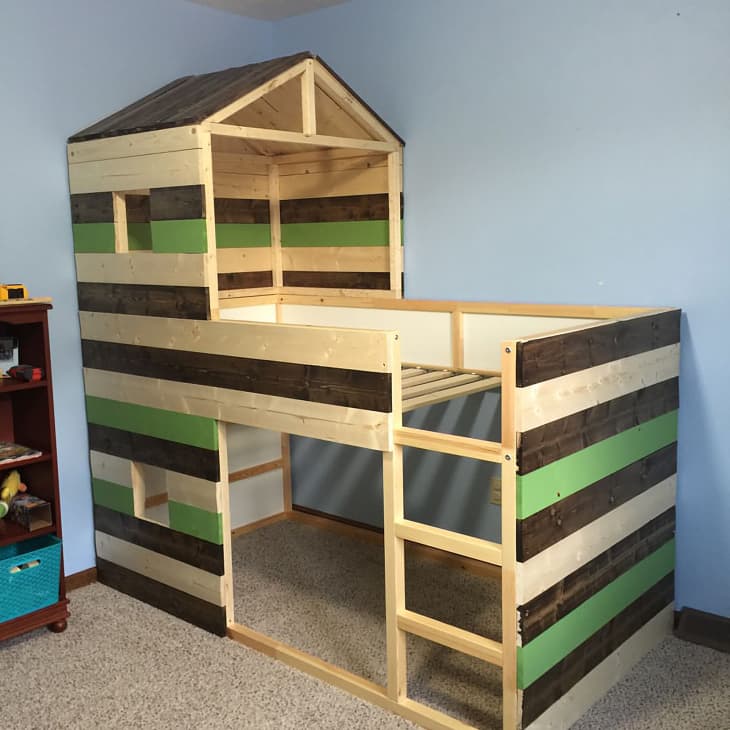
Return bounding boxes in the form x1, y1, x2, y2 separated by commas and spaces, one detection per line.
0, 535, 61, 623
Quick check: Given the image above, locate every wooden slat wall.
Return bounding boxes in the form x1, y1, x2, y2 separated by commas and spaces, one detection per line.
514, 310, 681, 727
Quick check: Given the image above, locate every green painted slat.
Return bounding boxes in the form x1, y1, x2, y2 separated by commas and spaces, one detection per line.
72, 222, 115, 253
150, 219, 207, 253
168, 501, 223, 545
281, 220, 392, 247
517, 539, 675, 688
517, 411, 678, 519
127, 223, 153, 250
215, 223, 271, 248
92, 477, 134, 515
85, 396, 218, 450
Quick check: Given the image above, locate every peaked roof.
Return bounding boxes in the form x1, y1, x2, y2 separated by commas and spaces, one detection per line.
69, 52, 402, 144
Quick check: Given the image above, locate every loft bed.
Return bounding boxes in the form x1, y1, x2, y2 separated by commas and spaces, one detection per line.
68, 53, 680, 730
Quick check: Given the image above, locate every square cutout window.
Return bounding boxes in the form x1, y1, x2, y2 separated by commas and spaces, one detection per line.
132, 462, 169, 526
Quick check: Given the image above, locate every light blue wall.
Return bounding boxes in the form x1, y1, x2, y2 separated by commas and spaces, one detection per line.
274, 0, 730, 618
0, 0, 273, 575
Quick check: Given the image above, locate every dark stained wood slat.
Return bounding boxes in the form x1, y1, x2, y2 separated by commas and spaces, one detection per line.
516, 310, 681, 387
517, 443, 677, 561
71, 192, 114, 224
81, 340, 393, 413
283, 271, 390, 290
77, 282, 210, 320
519, 508, 675, 644
126, 194, 151, 223
88, 423, 220, 482
280, 193, 403, 223
518, 379, 680, 475
96, 558, 227, 635
521, 573, 674, 725
214, 197, 270, 223
149, 185, 205, 221
93, 504, 224, 576
218, 271, 273, 290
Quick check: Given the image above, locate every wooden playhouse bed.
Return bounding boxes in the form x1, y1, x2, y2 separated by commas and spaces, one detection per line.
68, 53, 680, 729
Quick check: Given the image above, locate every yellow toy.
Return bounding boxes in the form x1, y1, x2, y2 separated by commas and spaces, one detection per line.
0, 470, 27, 518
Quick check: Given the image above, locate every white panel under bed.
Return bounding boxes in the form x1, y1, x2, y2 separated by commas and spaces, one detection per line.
221, 304, 277, 323
279, 305, 452, 366
463, 314, 598, 371
226, 424, 283, 530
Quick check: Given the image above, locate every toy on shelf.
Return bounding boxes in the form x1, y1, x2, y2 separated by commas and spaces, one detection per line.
0, 470, 27, 519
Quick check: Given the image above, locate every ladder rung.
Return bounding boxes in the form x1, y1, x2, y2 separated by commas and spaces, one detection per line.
397, 609, 503, 667
394, 427, 502, 463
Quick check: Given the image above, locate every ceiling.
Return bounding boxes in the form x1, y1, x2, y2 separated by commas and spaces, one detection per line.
187, 0, 350, 21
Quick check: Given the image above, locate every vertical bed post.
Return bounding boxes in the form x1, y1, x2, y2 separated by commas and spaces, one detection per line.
383, 332, 406, 700
501, 340, 520, 728
269, 163, 283, 288
199, 128, 220, 321
387, 149, 403, 296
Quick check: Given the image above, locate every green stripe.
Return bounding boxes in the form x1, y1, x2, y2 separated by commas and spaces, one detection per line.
168, 501, 223, 544
127, 223, 153, 250
215, 223, 271, 248
517, 539, 674, 688
92, 478, 134, 515
73, 222, 115, 253
281, 220, 392, 247
85, 396, 218, 450
151, 219, 207, 253
517, 411, 678, 519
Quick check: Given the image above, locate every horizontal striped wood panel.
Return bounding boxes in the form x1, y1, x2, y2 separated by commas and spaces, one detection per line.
516, 309, 680, 387
77, 282, 210, 320
75, 252, 208, 287
150, 219, 207, 253
167, 500, 224, 545
280, 193, 401, 223
218, 271, 273, 290
88, 423, 220, 481
71, 192, 114, 223
517, 541, 674, 688
150, 185, 205, 220
215, 223, 271, 247
518, 508, 675, 644
521, 573, 674, 725
126, 194, 150, 223
94, 504, 224, 574
92, 477, 134, 515
96, 558, 226, 635
73, 222, 115, 253
282, 271, 390, 290
82, 340, 392, 412
281, 220, 390, 247
281, 246, 393, 272
518, 378, 679, 475
214, 197, 269, 223
517, 443, 676, 561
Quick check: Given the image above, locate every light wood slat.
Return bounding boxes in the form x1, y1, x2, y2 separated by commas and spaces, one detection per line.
216, 247, 272, 275
397, 609, 503, 667
229, 458, 283, 483
402, 373, 481, 398
301, 59, 317, 136
206, 122, 398, 153
269, 164, 283, 287
402, 377, 502, 412
402, 362, 500, 378
387, 149, 402, 295
400, 370, 452, 388
394, 519, 502, 567
79, 311, 393, 373
282, 246, 397, 273
401, 368, 426, 379
94, 531, 224, 605
227, 623, 475, 730
278, 153, 387, 176
89, 450, 133, 488
394, 427, 502, 463
75, 253, 208, 287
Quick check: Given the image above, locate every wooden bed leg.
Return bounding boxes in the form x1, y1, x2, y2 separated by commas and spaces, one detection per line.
501, 341, 519, 729
383, 446, 406, 700
281, 434, 293, 513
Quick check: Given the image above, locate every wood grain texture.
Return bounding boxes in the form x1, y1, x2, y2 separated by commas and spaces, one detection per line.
94, 504, 224, 575
521, 573, 674, 725
517, 443, 677, 561
218, 271, 273, 290
77, 282, 210, 319
280, 193, 401, 223
214, 197, 270, 223
516, 310, 681, 387
519, 508, 675, 644
88, 423, 221, 481
82, 340, 392, 412
518, 378, 679, 475
75, 252, 208, 287
149, 185, 205, 220
96, 558, 226, 635
71, 192, 114, 223
125, 194, 150, 223
282, 270, 390, 290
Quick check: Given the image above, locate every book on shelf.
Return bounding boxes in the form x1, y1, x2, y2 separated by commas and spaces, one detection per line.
0, 442, 42, 464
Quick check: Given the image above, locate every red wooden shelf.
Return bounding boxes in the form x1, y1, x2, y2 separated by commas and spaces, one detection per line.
0, 378, 48, 394
0, 520, 55, 548
0, 452, 52, 474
